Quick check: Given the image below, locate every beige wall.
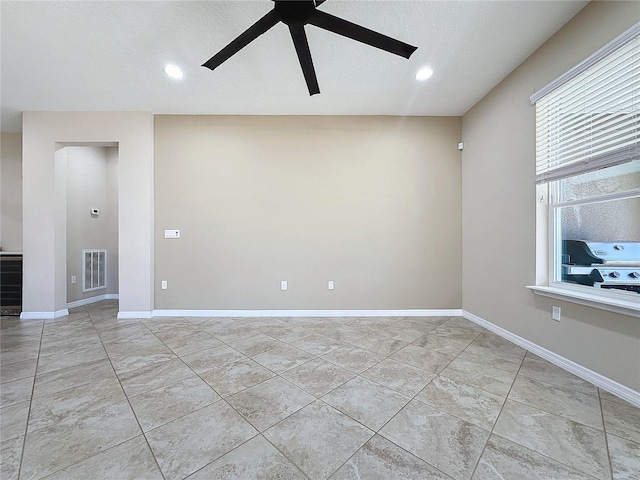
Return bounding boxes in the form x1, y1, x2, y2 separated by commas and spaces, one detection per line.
462, 1, 640, 390
64, 146, 119, 303
154, 115, 462, 310
22, 112, 153, 316
1, 133, 23, 251
106, 147, 119, 295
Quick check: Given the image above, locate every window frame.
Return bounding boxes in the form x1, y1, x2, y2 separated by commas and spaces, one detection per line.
529, 23, 640, 318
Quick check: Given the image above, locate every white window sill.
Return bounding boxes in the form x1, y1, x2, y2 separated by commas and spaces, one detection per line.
527, 285, 640, 318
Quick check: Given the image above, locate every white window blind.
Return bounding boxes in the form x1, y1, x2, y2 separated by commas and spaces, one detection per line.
532, 23, 640, 184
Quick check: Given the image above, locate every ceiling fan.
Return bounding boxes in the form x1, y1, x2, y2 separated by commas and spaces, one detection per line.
202, 0, 417, 95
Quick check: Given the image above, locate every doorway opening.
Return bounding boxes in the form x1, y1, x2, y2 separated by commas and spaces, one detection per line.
56, 144, 119, 309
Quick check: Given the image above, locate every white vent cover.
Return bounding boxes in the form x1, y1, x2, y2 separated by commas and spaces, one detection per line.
82, 249, 106, 292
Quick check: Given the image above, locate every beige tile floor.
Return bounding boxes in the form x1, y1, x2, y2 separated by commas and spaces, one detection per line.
1, 300, 639, 479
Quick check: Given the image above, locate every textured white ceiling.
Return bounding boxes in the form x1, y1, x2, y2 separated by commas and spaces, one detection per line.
1, 0, 587, 132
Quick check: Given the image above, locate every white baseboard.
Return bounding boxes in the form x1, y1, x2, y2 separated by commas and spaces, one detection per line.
117, 311, 153, 319
462, 310, 640, 408
20, 309, 69, 320
149, 308, 462, 318
67, 294, 119, 309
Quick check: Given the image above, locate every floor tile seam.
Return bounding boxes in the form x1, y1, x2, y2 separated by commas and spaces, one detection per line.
466, 350, 527, 480
315, 355, 372, 374
512, 370, 604, 405
506, 381, 605, 432
268, 370, 336, 401
250, 353, 320, 377
492, 400, 610, 479
597, 388, 634, 408
125, 371, 215, 402
456, 350, 525, 376
0, 353, 39, 367
16, 308, 47, 480
348, 364, 416, 397
202, 371, 277, 402
443, 354, 522, 378
335, 370, 416, 405
179, 432, 284, 480
257, 433, 312, 480
35, 344, 107, 362
0, 334, 44, 345
0, 380, 37, 410
420, 327, 484, 343
314, 394, 403, 437
387, 345, 457, 377
34, 350, 112, 377
517, 368, 599, 398
0, 368, 38, 385
434, 368, 513, 400
93, 322, 151, 340
279, 367, 357, 400
86, 312, 168, 478
31, 372, 121, 402
346, 339, 409, 357
316, 435, 372, 479
135, 397, 228, 439
164, 338, 232, 359
373, 429, 458, 479
410, 380, 501, 434
24, 394, 136, 439
27, 374, 126, 419
479, 431, 603, 480
258, 398, 379, 479
27, 433, 152, 480
225, 383, 316, 434
598, 388, 616, 480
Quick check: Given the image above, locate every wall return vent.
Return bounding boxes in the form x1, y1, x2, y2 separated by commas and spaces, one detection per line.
83, 249, 107, 292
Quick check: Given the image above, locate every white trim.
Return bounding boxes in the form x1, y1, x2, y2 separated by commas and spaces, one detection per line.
149, 309, 462, 318
117, 311, 153, 319
20, 309, 69, 320
67, 294, 119, 309
530, 22, 640, 103
527, 286, 640, 318
462, 310, 640, 408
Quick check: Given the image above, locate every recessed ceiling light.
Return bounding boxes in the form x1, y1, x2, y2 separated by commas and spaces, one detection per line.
164, 64, 183, 79
416, 66, 434, 81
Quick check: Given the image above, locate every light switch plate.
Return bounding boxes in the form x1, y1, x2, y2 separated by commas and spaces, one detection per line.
164, 229, 180, 239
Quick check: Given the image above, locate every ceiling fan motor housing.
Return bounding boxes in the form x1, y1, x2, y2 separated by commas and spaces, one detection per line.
274, 1, 317, 26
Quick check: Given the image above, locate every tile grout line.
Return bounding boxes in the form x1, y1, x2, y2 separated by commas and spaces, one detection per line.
131, 316, 321, 478
466, 341, 527, 480
598, 387, 616, 480
481, 350, 609, 480
87, 307, 169, 480
15, 315, 46, 480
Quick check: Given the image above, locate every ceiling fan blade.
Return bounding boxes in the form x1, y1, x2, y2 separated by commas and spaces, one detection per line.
288, 25, 320, 95
308, 10, 417, 59
202, 10, 280, 70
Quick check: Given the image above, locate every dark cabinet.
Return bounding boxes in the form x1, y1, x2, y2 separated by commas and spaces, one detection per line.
1, 254, 22, 315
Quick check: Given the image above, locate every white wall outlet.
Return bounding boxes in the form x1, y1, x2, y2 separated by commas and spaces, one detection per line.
552, 306, 561, 321
328, 280, 334, 290
161, 280, 168, 290
164, 229, 180, 239
281, 280, 288, 291
71, 275, 76, 284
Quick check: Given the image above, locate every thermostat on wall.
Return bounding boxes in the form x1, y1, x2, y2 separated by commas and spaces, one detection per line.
91, 208, 100, 216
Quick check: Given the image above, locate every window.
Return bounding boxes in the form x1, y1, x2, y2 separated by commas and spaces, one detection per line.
530, 23, 640, 314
